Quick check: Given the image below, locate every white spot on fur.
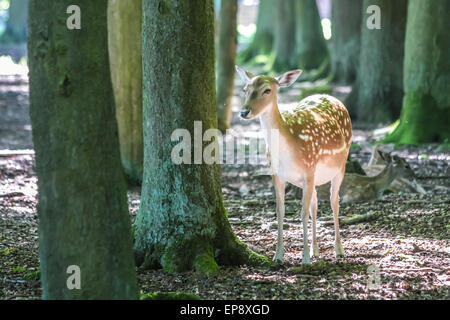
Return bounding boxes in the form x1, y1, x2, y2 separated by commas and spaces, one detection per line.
298, 134, 311, 141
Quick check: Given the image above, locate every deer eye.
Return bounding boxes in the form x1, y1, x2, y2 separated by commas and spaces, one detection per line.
263, 89, 271, 95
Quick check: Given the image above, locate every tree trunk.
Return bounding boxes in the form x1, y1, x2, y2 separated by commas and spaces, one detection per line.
108, 0, 143, 185
135, 0, 270, 274
216, 0, 237, 133
2, 0, 29, 43
28, 0, 138, 299
269, 0, 297, 72
238, 0, 274, 64
384, 0, 450, 144
330, 0, 362, 84
295, 0, 329, 71
347, 0, 407, 123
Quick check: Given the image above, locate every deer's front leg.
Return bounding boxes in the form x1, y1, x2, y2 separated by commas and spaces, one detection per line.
302, 175, 315, 265
272, 174, 285, 263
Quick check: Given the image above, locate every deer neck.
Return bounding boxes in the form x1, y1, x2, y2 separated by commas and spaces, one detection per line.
259, 99, 283, 132
374, 164, 398, 191
259, 99, 287, 152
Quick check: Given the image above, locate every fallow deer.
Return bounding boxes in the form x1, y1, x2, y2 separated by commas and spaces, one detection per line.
236, 66, 352, 264
316, 151, 416, 203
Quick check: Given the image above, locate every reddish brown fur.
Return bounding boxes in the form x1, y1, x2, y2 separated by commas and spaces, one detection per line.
280, 94, 352, 169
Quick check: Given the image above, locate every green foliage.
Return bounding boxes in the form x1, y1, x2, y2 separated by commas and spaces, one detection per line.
1, 247, 18, 256
24, 270, 40, 280
13, 266, 25, 272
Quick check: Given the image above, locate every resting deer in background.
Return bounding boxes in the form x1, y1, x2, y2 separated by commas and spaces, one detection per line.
316, 151, 416, 203
236, 66, 352, 264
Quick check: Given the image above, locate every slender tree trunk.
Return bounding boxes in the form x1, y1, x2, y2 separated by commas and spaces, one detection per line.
346, 0, 407, 123
28, 0, 138, 299
330, 0, 362, 84
384, 0, 450, 144
270, 0, 297, 72
295, 0, 329, 71
135, 0, 270, 274
2, 0, 29, 43
108, 0, 143, 185
217, 0, 237, 133
238, 0, 274, 63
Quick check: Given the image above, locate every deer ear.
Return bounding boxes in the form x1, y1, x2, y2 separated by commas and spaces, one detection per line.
235, 65, 254, 84
377, 150, 392, 163
276, 70, 302, 88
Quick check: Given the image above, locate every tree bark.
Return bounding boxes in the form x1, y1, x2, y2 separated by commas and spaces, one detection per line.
295, 0, 329, 71
238, 0, 274, 64
330, 0, 362, 84
135, 0, 270, 274
108, 0, 143, 185
384, 0, 450, 144
216, 0, 238, 133
269, 0, 297, 72
28, 0, 138, 299
346, 0, 407, 123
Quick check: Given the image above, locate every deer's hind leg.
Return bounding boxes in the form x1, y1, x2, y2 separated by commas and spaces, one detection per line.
301, 175, 315, 265
330, 166, 345, 258
272, 174, 286, 263
310, 188, 319, 258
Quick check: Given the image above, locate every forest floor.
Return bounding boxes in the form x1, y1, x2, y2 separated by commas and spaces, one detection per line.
0, 69, 449, 300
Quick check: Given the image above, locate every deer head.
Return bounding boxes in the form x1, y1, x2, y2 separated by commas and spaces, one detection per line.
235, 66, 302, 120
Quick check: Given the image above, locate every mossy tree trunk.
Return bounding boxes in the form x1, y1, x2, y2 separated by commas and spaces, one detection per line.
216, 0, 237, 133
238, 0, 274, 64
28, 0, 138, 299
108, 0, 143, 185
330, 0, 362, 84
384, 0, 450, 144
134, 0, 270, 274
346, 0, 407, 122
294, 0, 329, 71
269, 0, 297, 72
1, 0, 29, 44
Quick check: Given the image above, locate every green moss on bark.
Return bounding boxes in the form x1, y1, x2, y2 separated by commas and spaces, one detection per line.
384, 0, 450, 144
384, 91, 450, 145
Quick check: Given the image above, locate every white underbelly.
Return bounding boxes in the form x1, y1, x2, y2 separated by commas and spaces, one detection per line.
314, 162, 340, 186
269, 152, 341, 187
273, 153, 303, 186
275, 163, 339, 187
